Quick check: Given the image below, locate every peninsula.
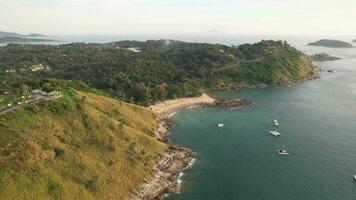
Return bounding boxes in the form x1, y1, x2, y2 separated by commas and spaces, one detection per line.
0, 37, 56, 44
0, 40, 317, 105
0, 30, 46, 38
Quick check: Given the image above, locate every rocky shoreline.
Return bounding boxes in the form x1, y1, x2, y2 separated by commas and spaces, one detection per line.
131, 114, 196, 200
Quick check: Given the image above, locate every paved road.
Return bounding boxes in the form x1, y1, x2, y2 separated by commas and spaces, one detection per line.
0, 96, 45, 116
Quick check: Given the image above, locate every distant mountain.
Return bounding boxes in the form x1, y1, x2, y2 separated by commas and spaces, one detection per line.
0, 31, 46, 38
0, 37, 56, 44
352, 39, 356, 43
27, 33, 47, 37
308, 39, 353, 48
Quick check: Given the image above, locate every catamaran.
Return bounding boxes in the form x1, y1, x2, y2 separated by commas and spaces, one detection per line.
269, 128, 280, 137
269, 115, 280, 136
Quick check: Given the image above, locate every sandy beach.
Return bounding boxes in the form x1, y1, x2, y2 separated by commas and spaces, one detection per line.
149, 93, 216, 117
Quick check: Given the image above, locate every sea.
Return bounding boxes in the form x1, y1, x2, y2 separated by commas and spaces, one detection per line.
165, 36, 356, 200
3, 34, 356, 199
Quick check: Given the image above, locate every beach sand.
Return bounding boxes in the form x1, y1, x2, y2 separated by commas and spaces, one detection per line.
149, 93, 215, 117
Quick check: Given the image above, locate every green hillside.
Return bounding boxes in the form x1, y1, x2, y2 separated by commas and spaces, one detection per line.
0, 81, 167, 200
0, 40, 316, 104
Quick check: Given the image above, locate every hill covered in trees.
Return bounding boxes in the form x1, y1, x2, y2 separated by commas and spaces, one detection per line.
0, 79, 167, 199
308, 39, 353, 48
0, 31, 46, 38
0, 40, 316, 104
0, 37, 56, 44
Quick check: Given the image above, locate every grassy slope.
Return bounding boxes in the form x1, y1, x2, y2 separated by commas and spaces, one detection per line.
0, 89, 167, 200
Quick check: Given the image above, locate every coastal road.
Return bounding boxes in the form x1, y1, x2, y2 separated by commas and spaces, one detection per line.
0, 96, 45, 116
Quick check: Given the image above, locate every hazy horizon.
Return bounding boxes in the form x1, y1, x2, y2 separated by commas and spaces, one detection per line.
1, 0, 356, 36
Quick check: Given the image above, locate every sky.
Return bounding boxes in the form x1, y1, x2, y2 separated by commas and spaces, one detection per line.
1, 0, 356, 36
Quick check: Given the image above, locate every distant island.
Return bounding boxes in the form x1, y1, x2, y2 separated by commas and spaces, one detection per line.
353, 39, 356, 43
0, 31, 46, 38
308, 39, 353, 48
0, 37, 56, 44
310, 53, 340, 61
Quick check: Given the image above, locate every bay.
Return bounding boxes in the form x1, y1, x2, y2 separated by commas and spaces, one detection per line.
168, 42, 356, 200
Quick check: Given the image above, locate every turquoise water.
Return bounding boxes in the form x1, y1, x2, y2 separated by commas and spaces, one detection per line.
168, 46, 356, 199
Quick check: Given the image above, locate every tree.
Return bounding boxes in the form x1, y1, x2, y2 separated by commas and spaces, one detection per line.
131, 83, 150, 104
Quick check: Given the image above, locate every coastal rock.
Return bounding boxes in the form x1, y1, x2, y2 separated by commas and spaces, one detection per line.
131, 147, 195, 200
213, 98, 253, 108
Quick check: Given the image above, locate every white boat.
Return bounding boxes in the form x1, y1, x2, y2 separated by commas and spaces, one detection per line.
354, 175, 356, 182
273, 119, 279, 127
218, 123, 224, 128
273, 115, 279, 127
269, 130, 281, 136
269, 115, 280, 136
277, 149, 289, 156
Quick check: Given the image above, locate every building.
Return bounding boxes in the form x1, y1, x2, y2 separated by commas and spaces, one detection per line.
31, 64, 46, 72
46, 91, 63, 99
32, 89, 44, 95
127, 47, 142, 53
5, 69, 16, 73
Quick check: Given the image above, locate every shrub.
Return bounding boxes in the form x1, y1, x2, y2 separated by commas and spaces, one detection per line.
41, 140, 51, 150
54, 147, 64, 157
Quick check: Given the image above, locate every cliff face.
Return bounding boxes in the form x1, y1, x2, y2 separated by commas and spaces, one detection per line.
0, 88, 167, 200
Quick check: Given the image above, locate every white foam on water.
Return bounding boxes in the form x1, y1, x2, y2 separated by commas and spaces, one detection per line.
177, 172, 184, 184
185, 105, 201, 110
168, 112, 177, 118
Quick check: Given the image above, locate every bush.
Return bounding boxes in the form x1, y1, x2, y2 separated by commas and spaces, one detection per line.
47, 180, 62, 199
54, 147, 64, 157
41, 140, 51, 150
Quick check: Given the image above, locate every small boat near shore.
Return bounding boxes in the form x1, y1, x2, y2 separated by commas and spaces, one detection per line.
218, 123, 224, 128
277, 149, 289, 156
